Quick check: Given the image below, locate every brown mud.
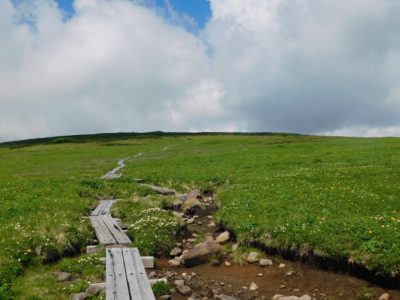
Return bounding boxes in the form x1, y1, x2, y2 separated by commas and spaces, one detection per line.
148, 192, 400, 299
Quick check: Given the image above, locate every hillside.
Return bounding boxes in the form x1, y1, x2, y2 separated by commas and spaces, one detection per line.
0, 133, 399, 299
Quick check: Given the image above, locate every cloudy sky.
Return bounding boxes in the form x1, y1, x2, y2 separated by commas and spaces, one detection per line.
1, 0, 400, 142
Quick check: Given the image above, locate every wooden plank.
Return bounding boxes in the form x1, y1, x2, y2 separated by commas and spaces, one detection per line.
141, 184, 175, 195
90, 216, 116, 245
100, 215, 131, 244
99, 200, 115, 215
106, 248, 131, 300
123, 248, 155, 300
91, 200, 108, 216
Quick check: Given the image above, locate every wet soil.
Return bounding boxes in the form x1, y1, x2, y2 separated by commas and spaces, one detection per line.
149, 193, 400, 300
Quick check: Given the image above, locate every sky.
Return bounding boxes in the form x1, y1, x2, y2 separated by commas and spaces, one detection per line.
1, 0, 400, 142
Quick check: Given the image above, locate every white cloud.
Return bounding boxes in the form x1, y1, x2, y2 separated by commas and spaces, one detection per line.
1, 0, 400, 141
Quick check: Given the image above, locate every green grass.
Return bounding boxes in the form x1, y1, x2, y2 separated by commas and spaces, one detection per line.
1, 133, 400, 298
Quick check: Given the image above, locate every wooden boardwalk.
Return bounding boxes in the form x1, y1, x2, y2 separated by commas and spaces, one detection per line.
106, 248, 155, 300
89, 214, 131, 245
90, 194, 155, 298
91, 200, 115, 216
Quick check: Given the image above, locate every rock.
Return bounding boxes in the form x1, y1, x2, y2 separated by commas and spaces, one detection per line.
272, 295, 311, 300
187, 217, 196, 224
159, 295, 171, 300
214, 295, 239, 300
249, 282, 258, 291
174, 279, 185, 286
72, 292, 87, 300
379, 294, 391, 300
54, 271, 72, 282
279, 263, 286, 268
231, 243, 239, 251
247, 252, 259, 263
208, 222, 217, 228
182, 273, 192, 281
85, 283, 106, 296
216, 231, 230, 244
224, 261, 231, 267
259, 258, 273, 266
180, 241, 222, 267
168, 258, 181, 267
257, 273, 263, 277
148, 271, 157, 279
176, 284, 192, 296
286, 270, 295, 276
182, 198, 204, 214
170, 247, 182, 257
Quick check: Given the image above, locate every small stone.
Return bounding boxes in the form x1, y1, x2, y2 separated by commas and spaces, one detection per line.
224, 261, 231, 267
168, 259, 181, 267
246, 252, 259, 263
86, 283, 106, 296
231, 243, 239, 251
174, 279, 185, 287
249, 282, 258, 291
187, 218, 195, 224
170, 247, 182, 257
197, 221, 203, 225
208, 222, 217, 228
259, 258, 273, 266
257, 273, 263, 277
148, 271, 157, 279
207, 215, 213, 220
216, 231, 230, 244
279, 263, 286, 268
220, 282, 225, 286
286, 270, 295, 276
72, 292, 87, 300
54, 271, 72, 282
379, 293, 391, 300
159, 295, 171, 300
182, 273, 192, 281
176, 284, 192, 296
279, 285, 286, 289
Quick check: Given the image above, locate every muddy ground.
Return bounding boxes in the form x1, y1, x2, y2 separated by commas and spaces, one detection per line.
147, 191, 400, 300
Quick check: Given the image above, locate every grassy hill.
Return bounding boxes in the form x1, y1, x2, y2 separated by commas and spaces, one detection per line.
0, 133, 399, 298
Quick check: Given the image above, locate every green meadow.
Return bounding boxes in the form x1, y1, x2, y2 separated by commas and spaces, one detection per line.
0, 133, 399, 298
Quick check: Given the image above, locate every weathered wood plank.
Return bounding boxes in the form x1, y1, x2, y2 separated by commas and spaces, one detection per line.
100, 215, 131, 244
91, 200, 108, 216
106, 248, 130, 300
90, 216, 116, 245
99, 200, 115, 215
124, 248, 155, 300
141, 184, 175, 195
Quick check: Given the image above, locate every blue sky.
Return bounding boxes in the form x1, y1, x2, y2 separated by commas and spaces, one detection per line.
56, 0, 211, 29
